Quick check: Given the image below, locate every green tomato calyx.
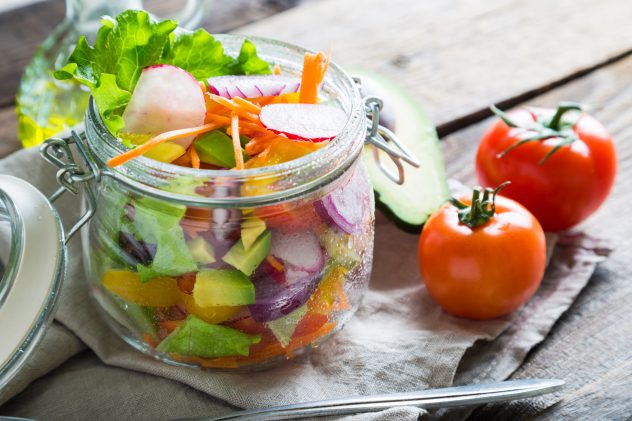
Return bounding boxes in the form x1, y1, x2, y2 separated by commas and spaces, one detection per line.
450, 182, 510, 229
492, 102, 583, 164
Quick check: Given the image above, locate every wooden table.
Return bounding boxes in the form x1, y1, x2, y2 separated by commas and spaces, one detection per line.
1, 0, 631, 419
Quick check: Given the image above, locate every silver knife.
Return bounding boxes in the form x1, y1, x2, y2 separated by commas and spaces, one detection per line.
177, 378, 564, 421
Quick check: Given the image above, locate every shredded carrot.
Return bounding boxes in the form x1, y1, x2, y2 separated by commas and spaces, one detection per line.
251, 96, 275, 106
107, 123, 219, 167
160, 320, 183, 334
231, 113, 245, 170
205, 113, 232, 125
143, 333, 158, 348
234, 109, 261, 123
199, 81, 207, 93
245, 134, 276, 155
172, 153, 192, 167
208, 94, 248, 112
334, 281, 350, 311
208, 94, 261, 122
233, 96, 261, 114
273, 64, 281, 75
299, 51, 330, 104
266, 255, 285, 272
189, 143, 200, 169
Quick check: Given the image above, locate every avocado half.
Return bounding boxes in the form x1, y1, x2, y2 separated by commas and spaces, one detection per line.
355, 69, 450, 233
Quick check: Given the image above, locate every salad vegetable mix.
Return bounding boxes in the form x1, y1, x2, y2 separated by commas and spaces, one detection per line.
64, 11, 374, 368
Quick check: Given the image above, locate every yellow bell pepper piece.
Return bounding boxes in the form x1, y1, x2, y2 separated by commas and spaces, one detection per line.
179, 292, 241, 324
102, 270, 181, 307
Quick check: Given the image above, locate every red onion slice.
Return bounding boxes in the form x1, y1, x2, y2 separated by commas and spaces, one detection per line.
206, 75, 301, 99
315, 169, 370, 234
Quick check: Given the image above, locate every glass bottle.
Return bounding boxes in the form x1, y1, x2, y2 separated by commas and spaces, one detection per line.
15, 0, 207, 148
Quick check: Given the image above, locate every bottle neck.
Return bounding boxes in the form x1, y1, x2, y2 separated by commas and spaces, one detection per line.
65, 0, 143, 37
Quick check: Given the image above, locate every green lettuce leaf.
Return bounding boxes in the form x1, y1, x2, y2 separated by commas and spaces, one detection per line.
55, 10, 271, 136
156, 315, 261, 358
129, 197, 197, 282
161, 29, 234, 79
229, 39, 272, 75
92, 73, 131, 134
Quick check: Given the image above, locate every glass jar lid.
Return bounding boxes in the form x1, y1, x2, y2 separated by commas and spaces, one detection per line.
0, 175, 65, 391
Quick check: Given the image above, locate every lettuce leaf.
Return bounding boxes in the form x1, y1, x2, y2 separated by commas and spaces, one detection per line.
161, 29, 234, 79
128, 197, 197, 282
55, 10, 271, 136
229, 40, 272, 75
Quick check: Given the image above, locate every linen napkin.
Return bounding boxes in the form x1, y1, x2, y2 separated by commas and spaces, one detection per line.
0, 146, 611, 421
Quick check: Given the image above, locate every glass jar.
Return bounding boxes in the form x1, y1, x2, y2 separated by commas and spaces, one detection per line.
73, 35, 376, 370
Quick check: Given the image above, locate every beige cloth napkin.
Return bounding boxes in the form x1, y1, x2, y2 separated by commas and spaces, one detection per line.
0, 147, 612, 421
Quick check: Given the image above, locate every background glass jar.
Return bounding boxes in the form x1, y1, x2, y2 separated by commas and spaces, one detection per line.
77, 35, 373, 369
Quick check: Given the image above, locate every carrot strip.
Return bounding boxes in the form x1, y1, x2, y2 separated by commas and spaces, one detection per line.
240, 120, 268, 132
334, 282, 350, 311
233, 96, 261, 114
251, 96, 275, 106
160, 320, 183, 334
233, 108, 261, 123
199, 81, 207, 93
107, 123, 219, 167
189, 143, 200, 169
266, 255, 285, 272
231, 113, 245, 170
245, 135, 275, 156
273, 64, 281, 75
205, 113, 232, 125
172, 153, 192, 167
299, 51, 329, 104
143, 333, 158, 348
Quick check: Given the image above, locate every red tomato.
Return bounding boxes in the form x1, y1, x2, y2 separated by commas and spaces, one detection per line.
476, 104, 617, 231
418, 190, 546, 320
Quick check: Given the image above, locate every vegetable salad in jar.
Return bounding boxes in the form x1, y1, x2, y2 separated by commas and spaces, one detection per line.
58, 10, 375, 369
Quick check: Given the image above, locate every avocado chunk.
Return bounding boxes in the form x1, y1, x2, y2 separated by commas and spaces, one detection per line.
356, 70, 450, 232
241, 218, 267, 250
195, 130, 248, 168
156, 315, 261, 358
222, 230, 271, 276
193, 269, 255, 307
187, 236, 216, 265
266, 304, 308, 347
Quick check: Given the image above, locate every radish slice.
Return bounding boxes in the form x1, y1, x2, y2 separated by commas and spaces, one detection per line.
270, 231, 325, 274
122, 65, 206, 149
259, 103, 347, 142
207, 75, 301, 99
315, 169, 370, 234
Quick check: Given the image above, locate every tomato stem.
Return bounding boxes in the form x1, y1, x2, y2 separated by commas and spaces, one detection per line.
492, 102, 583, 164
450, 182, 510, 228
547, 102, 583, 130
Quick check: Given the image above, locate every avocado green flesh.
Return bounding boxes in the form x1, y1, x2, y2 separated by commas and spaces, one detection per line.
222, 230, 271, 276
187, 236, 216, 265
156, 315, 261, 358
195, 130, 248, 168
193, 269, 255, 307
357, 70, 450, 232
266, 304, 308, 347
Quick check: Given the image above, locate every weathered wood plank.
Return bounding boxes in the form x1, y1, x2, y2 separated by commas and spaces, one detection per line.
436, 54, 632, 421
0, 107, 19, 158
236, 0, 632, 136
0, 0, 307, 108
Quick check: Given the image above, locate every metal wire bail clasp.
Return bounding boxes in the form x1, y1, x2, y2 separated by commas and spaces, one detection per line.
40, 130, 99, 243
362, 96, 420, 185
